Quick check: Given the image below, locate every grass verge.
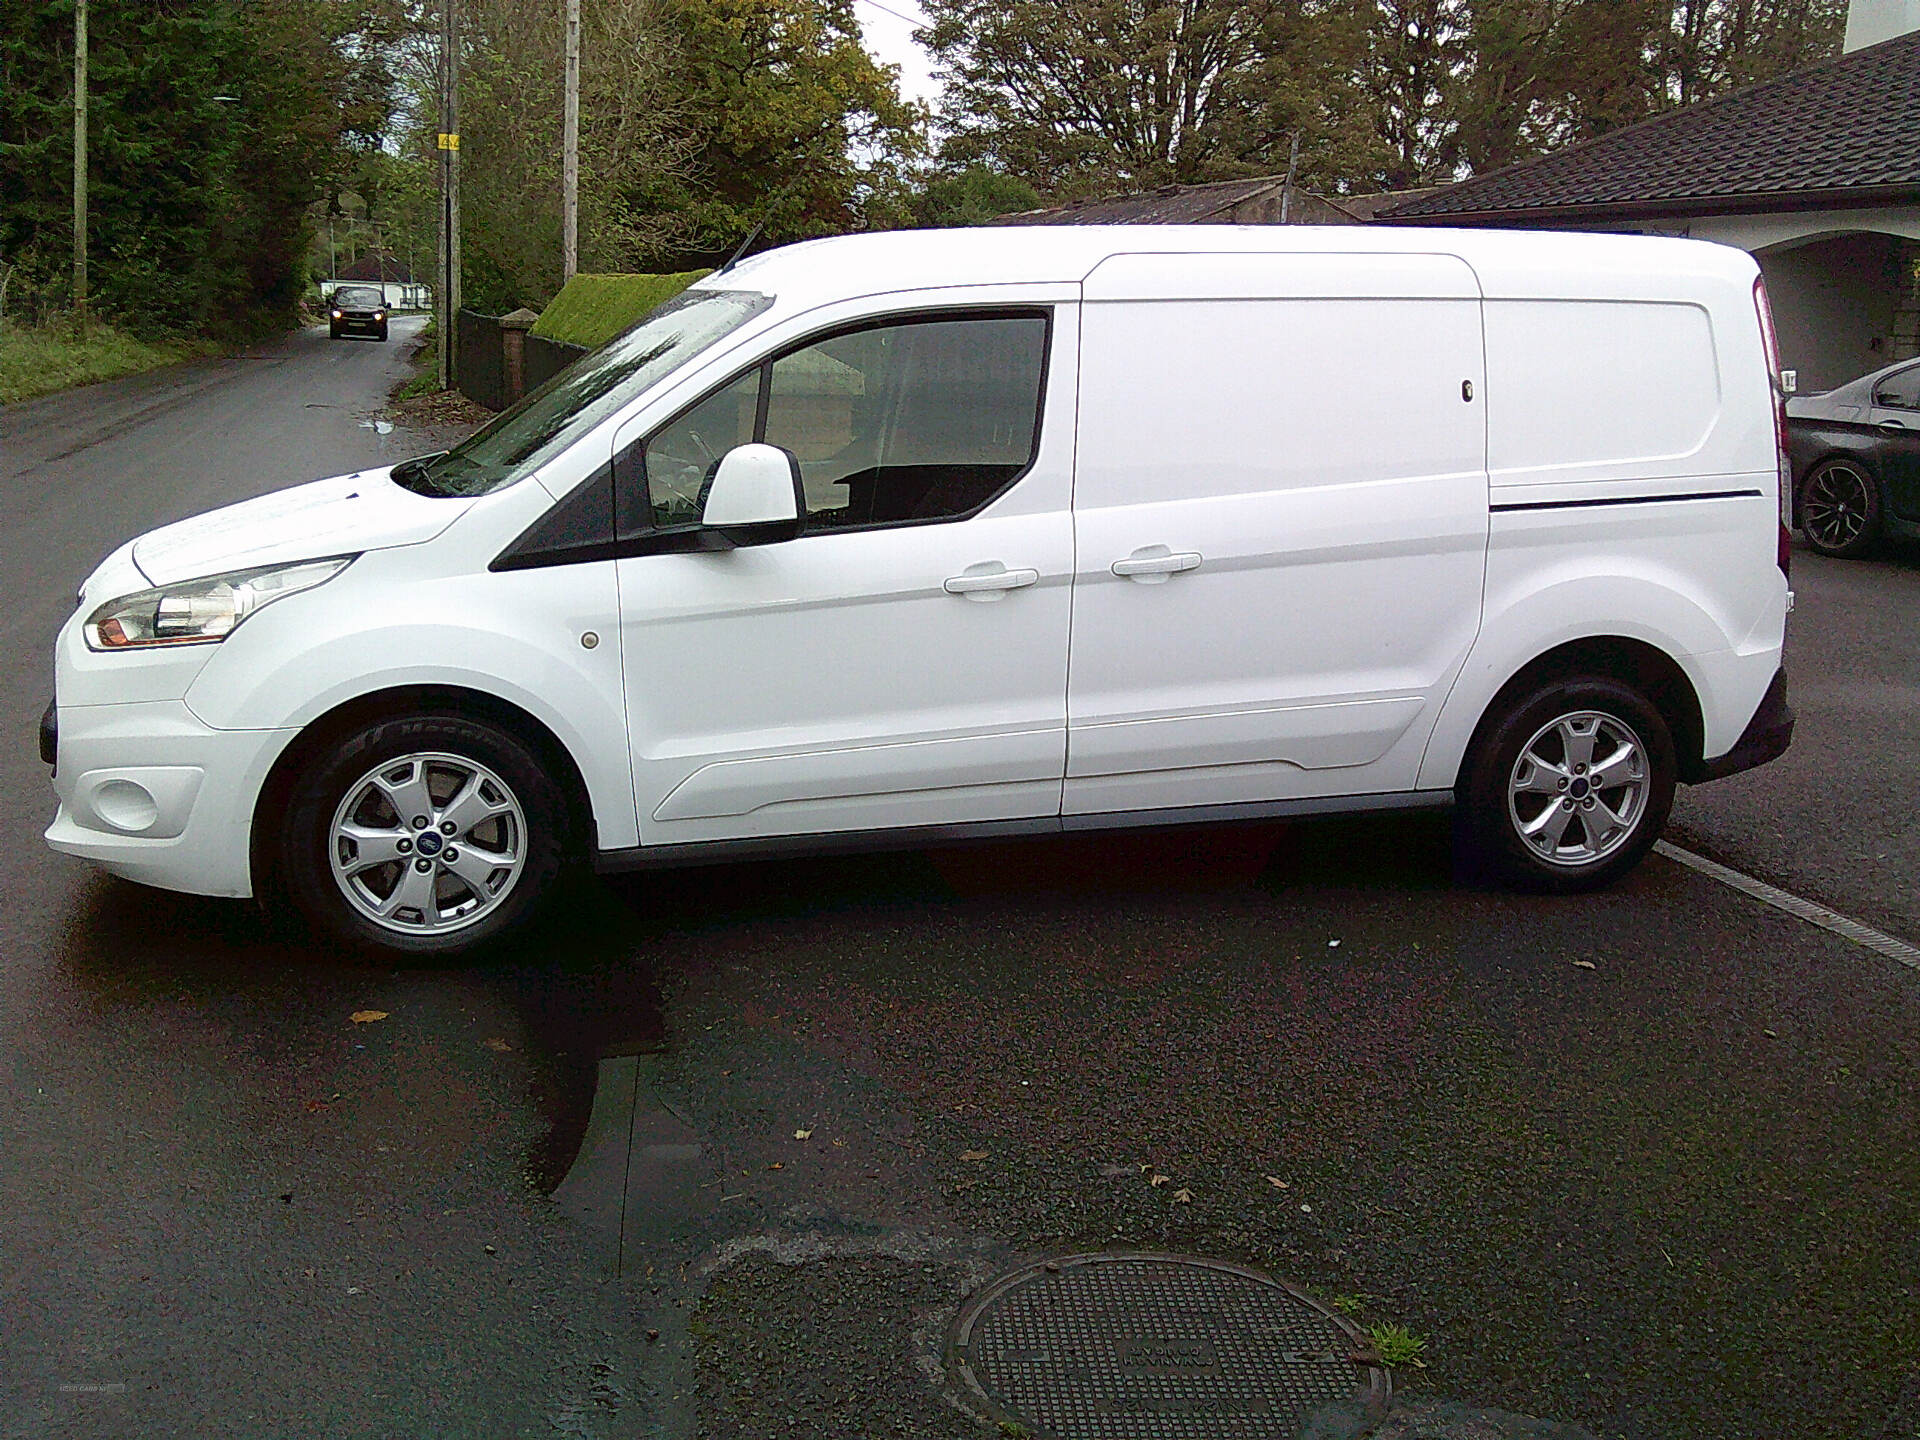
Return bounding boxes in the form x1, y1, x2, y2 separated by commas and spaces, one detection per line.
0, 320, 213, 405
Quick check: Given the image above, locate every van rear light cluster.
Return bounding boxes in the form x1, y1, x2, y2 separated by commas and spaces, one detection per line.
1753, 275, 1792, 579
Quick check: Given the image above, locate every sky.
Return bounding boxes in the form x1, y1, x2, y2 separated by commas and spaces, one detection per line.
853, 0, 944, 108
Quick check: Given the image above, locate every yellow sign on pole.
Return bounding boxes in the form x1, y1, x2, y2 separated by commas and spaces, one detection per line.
436, 132, 460, 150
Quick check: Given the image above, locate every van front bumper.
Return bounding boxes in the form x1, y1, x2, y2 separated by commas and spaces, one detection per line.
43, 698, 297, 899
1686, 667, 1793, 784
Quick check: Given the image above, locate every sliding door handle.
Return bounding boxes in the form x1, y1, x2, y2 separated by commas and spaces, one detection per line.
1112, 548, 1202, 583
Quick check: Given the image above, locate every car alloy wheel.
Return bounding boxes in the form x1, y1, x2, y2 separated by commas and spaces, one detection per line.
327, 751, 528, 936
1459, 674, 1674, 893
1505, 710, 1650, 867
1800, 460, 1880, 557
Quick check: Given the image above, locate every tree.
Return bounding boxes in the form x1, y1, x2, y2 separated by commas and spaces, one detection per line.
636, 0, 926, 265
1365, 0, 1847, 189
911, 166, 1042, 226
916, 0, 1382, 199
0, 0, 402, 336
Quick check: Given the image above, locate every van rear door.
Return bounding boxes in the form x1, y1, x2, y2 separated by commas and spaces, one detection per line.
1063, 250, 1489, 817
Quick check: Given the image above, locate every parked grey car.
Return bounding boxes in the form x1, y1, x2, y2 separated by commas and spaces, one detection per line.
1787, 357, 1920, 557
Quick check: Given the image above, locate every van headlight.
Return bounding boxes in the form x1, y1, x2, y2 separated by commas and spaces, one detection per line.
85, 556, 355, 651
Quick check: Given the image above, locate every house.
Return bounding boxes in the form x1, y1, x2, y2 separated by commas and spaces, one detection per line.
990, 174, 1429, 228
1377, 12, 1920, 393
318, 253, 431, 312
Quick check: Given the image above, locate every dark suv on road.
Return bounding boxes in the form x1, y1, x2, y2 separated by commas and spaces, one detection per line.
329, 286, 390, 342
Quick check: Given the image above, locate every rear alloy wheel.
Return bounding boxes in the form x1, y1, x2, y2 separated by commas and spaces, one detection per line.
1459, 677, 1675, 893
1799, 459, 1882, 558
283, 715, 567, 957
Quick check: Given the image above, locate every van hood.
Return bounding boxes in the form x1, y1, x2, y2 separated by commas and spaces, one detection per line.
131, 469, 472, 587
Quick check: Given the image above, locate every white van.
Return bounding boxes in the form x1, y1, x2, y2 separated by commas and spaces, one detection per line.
44, 227, 1794, 956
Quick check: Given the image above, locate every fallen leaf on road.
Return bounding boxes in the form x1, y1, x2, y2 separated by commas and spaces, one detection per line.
767, 1162, 784, 1171
347, 1286, 363, 1295
1149, 1173, 1170, 1187
303, 1099, 329, 1114
794, 1128, 812, 1141
1265, 1176, 1290, 1189
350, 1010, 388, 1024
960, 1149, 989, 1162
1571, 961, 1596, 971
1328, 940, 1342, 948
1300, 1203, 1313, 1213
832, 1138, 848, 1149
483, 1037, 512, 1052
1172, 1188, 1192, 1203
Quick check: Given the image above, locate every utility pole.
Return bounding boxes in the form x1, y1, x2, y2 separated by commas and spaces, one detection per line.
438, 0, 462, 389
562, 0, 580, 283
72, 0, 87, 332
1279, 130, 1301, 225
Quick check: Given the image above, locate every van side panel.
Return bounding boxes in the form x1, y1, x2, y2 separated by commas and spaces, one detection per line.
1419, 265, 1789, 790
1066, 252, 1489, 814
1486, 300, 1723, 487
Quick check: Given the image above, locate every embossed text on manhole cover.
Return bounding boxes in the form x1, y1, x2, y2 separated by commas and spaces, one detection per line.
949, 1252, 1389, 1438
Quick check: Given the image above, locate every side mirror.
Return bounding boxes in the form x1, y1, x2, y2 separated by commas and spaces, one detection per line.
701, 443, 804, 544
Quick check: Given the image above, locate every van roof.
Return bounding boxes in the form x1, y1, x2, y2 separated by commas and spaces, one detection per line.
694, 224, 1757, 307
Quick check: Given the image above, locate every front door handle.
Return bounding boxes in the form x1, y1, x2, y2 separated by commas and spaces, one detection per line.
1111, 547, 1203, 583
944, 563, 1039, 601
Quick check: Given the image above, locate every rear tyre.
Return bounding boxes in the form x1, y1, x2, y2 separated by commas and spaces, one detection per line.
1799, 458, 1882, 558
1458, 676, 1675, 893
281, 714, 568, 957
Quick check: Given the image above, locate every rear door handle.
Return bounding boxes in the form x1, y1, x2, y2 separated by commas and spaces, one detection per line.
1111, 548, 1202, 583
944, 563, 1039, 601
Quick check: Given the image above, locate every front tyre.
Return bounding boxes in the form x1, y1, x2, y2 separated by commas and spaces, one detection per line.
282, 715, 567, 957
1458, 677, 1675, 893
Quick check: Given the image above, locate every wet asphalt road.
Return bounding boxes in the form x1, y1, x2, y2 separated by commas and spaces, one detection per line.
3, 332, 1919, 1439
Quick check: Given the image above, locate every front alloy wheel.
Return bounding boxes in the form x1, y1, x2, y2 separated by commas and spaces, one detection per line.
329, 752, 528, 935
283, 714, 567, 956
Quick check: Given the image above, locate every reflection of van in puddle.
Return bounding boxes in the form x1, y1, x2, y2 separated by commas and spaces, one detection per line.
45, 226, 1794, 956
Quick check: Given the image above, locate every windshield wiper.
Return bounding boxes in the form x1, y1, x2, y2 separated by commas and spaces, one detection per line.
389, 452, 449, 494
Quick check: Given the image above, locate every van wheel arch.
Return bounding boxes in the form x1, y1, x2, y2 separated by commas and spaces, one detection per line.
250, 685, 597, 901
1467, 638, 1705, 785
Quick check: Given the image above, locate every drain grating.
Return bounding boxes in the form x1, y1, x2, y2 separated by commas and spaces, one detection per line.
949, 1252, 1388, 1438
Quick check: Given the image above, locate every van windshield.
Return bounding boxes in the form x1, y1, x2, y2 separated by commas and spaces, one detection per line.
391, 288, 772, 498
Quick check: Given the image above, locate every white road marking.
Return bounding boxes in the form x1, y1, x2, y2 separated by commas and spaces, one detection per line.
1656, 840, 1920, 971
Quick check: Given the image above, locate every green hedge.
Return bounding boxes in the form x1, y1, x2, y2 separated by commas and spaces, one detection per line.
530, 270, 713, 350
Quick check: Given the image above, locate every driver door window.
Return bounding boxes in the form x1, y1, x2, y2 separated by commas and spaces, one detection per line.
636, 312, 1047, 536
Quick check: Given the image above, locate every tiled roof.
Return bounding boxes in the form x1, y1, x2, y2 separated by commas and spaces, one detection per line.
990, 175, 1292, 225
1381, 28, 1920, 221
335, 253, 418, 283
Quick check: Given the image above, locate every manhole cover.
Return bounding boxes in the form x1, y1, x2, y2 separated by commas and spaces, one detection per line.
949, 1252, 1389, 1438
